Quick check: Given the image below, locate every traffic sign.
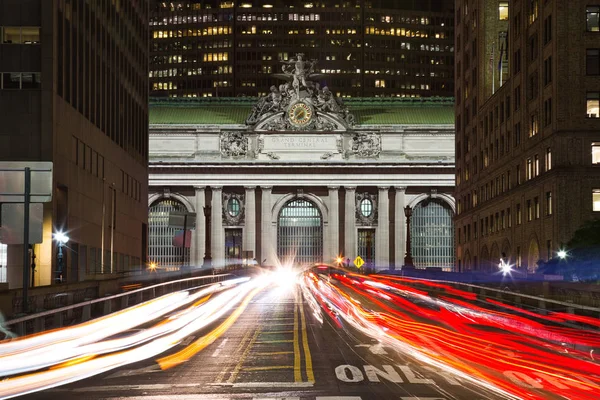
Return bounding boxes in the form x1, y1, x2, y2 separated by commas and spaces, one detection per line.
354, 256, 365, 268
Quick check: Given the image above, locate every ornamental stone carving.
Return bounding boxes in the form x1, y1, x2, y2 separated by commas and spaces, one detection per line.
245, 53, 356, 132
222, 193, 245, 226
351, 132, 382, 158
220, 132, 248, 157
355, 192, 378, 226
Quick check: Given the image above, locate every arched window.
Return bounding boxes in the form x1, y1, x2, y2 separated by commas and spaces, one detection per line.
277, 199, 323, 266
411, 199, 455, 270
149, 199, 191, 269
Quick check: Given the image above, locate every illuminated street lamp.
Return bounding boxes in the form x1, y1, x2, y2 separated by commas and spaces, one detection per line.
53, 232, 69, 283
499, 258, 513, 276
557, 249, 568, 260
336, 256, 343, 266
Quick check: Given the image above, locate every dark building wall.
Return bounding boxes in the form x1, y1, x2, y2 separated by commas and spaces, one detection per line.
149, 0, 454, 98
0, 0, 150, 288
454, 0, 600, 273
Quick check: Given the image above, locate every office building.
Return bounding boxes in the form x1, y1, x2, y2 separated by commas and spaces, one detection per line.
454, 1, 600, 272
149, 0, 455, 98
0, 0, 149, 292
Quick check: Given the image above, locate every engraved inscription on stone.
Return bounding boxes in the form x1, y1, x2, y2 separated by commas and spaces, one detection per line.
262, 135, 338, 152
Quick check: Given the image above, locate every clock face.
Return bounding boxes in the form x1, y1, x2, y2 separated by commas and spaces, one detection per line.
288, 102, 314, 126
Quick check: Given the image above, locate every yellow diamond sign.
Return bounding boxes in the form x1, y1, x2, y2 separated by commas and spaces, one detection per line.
353, 256, 365, 268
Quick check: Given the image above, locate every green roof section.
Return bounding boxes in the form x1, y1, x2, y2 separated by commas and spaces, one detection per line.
149, 97, 455, 125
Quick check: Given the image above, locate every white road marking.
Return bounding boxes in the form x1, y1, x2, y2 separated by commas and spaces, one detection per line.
212, 338, 229, 357
105, 365, 162, 379
209, 382, 314, 388
316, 397, 363, 400
354, 343, 388, 355
181, 335, 196, 346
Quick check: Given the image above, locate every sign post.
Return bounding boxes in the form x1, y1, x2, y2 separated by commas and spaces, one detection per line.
22, 168, 30, 314
0, 162, 53, 315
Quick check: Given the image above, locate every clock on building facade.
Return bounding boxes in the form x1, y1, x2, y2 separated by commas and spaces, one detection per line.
288, 101, 314, 127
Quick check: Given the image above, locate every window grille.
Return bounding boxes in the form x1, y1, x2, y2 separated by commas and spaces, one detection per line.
411, 199, 455, 270
277, 199, 323, 266
149, 199, 190, 269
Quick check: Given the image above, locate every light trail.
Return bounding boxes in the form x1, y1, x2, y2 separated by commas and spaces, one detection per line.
0, 275, 268, 399
302, 269, 600, 400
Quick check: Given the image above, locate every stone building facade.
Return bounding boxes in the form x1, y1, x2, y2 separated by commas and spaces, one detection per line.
455, 1, 600, 272
148, 61, 456, 270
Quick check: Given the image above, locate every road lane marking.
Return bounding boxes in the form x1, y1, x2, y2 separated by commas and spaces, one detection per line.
316, 397, 363, 400
254, 351, 294, 356
398, 365, 435, 384
260, 330, 294, 334
298, 297, 315, 382
227, 327, 261, 383
266, 322, 295, 326
215, 327, 253, 383
293, 296, 302, 382
354, 343, 388, 355
104, 364, 162, 379
229, 381, 314, 388
255, 339, 294, 344
212, 338, 229, 357
244, 365, 294, 371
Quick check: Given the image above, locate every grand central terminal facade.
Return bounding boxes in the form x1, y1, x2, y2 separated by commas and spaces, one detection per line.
148, 58, 456, 271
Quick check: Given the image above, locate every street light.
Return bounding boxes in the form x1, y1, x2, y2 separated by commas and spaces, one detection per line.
53, 232, 69, 283
499, 258, 513, 276
557, 250, 568, 260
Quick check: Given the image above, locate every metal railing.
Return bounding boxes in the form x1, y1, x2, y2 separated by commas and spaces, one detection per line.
391, 275, 600, 317
3, 273, 233, 337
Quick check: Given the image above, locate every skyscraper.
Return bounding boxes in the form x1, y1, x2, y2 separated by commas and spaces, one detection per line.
454, 1, 600, 272
149, 0, 455, 98
0, 0, 149, 291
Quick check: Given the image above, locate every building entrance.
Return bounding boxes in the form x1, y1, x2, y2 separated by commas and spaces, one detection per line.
277, 199, 323, 266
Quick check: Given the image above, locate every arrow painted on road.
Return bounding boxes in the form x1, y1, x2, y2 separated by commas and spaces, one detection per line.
355, 343, 388, 355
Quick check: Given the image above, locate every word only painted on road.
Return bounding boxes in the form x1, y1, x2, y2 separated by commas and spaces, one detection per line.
335, 364, 598, 392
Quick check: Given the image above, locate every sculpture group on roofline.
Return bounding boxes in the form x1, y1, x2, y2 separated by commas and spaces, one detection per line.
246, 53, 356, 128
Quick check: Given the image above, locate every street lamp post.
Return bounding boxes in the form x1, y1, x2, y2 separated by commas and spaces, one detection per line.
403, 205, 415, 268
203, 206, 212, 268
54, 232, 69, 283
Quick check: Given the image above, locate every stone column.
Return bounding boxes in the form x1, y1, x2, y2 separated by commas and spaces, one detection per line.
376, 186, 390, 270
328, 186, 340, 261
244, 186, 256, 260
394, 186, 406, 270
194, 187, 206, 266
211, 186, 223, 267
261, 186, 272, 265
344, 186, 356, 263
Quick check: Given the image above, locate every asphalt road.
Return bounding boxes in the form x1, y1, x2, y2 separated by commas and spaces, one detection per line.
19, 282, 500, 400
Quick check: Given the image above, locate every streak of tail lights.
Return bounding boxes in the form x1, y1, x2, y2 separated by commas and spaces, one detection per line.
0, 276, 266, 399
302, 270, 600, 400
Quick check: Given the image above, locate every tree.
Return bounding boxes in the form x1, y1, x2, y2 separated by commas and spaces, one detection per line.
539, 219, 600, 281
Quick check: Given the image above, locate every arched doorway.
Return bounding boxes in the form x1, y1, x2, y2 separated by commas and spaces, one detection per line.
149, 199, 191, 269
480, 245, 490, 272
277, 199, 323, 266
410, 199, 455, 270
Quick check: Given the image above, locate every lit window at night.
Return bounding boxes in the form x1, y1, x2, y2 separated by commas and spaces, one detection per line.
499, 2, 509, 21
594, 190, 600, 211
587, 92, 600, 118
593, 143, 600, 164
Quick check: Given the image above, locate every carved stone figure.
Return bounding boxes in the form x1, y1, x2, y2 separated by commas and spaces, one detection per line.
220, 132, 248, 157
351, 132, 381, 158
246, 53, 357, 132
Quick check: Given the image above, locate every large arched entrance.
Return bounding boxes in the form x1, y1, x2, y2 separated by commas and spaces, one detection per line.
277, 199, 323, 266
149, 199, 191, 269
410, 199, 455, 270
